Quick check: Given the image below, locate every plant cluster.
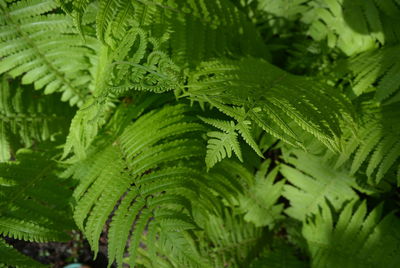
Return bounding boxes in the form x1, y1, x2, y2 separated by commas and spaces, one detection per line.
1, 0, 400, 267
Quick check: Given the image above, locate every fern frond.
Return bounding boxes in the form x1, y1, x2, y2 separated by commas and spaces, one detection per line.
303, 200, 400, 267
339, 45, 400, 101
67, 103, 251, 267
60, 0, 269, 68
96, 0, 124, 42
200, 117, 243, 169
0, 238, 46, 268
205, 130, 242, 169
238, 160, 284, 228
0, 0, 94, 106
187, 57, 353, 151
0, 149, 74, 243
298, 0, 400, 56
281, 150, 358, 221
62, 96, 113, 160
200, 109, 263, 160
0, 76, 74, 161
143, 228, 211, 268
199, 208, 265, 268
335, 102, 400, 185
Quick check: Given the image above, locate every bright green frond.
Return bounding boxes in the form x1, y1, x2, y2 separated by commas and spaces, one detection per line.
67, 103, 251, 267
187, 57, 353, 151
204, 125, 243, 169
281, 150, 358, 221
0, 0, 94, 106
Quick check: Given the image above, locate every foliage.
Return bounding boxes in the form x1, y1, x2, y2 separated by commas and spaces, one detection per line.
0, 0, 400, 267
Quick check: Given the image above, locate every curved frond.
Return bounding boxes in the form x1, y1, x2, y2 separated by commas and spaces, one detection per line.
187, 57, 354, 151
67, 104, 249, 267
58, 0, 269, 67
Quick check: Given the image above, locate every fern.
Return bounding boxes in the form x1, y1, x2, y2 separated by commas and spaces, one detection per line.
303, 200, 400, 267
0, 238, 46, 268
338, 45, 400, 101
187, 57, 353, 151
0, 0, 94, 106
200, 117, 243, 169
0, 148, 75, 267
333, 102, 400, 185
198, 208, 265, 268
0, 149, 75, 242
0, 75, 74, 161
281, 150, 358, 221
67, 104, 252, 267
1, 0, 400, 267
60, 0, 270, 66
238, 159, 285, 228
302, 0, 400, 55
256, 0, 400, 56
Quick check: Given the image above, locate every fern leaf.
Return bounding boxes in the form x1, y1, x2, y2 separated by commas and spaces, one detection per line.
0, 0, 94, 105
67, 103, 250, 267
350, 127, 382, 175
340, 46, 400, 100
62, 97, 111, 160
188, 57, 353, 151
338, 102, 400, 185
299, 0, 400, 55
281, 150, 358, 221
0, 149, 74, 243
199, 208, 265, 267
96, 0, 123, 42
0, 238, 46, 268
205, 130, 242, 170
200, 116, 243, 168
376, 140, 400, 182
60, 0, 269, 68
366, 135, 398, 180
236, 119, 263, 157
200, 112, 263, 159
239, 160, 284, 228
303, 200, 400, 267
0, 76, 74, 161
